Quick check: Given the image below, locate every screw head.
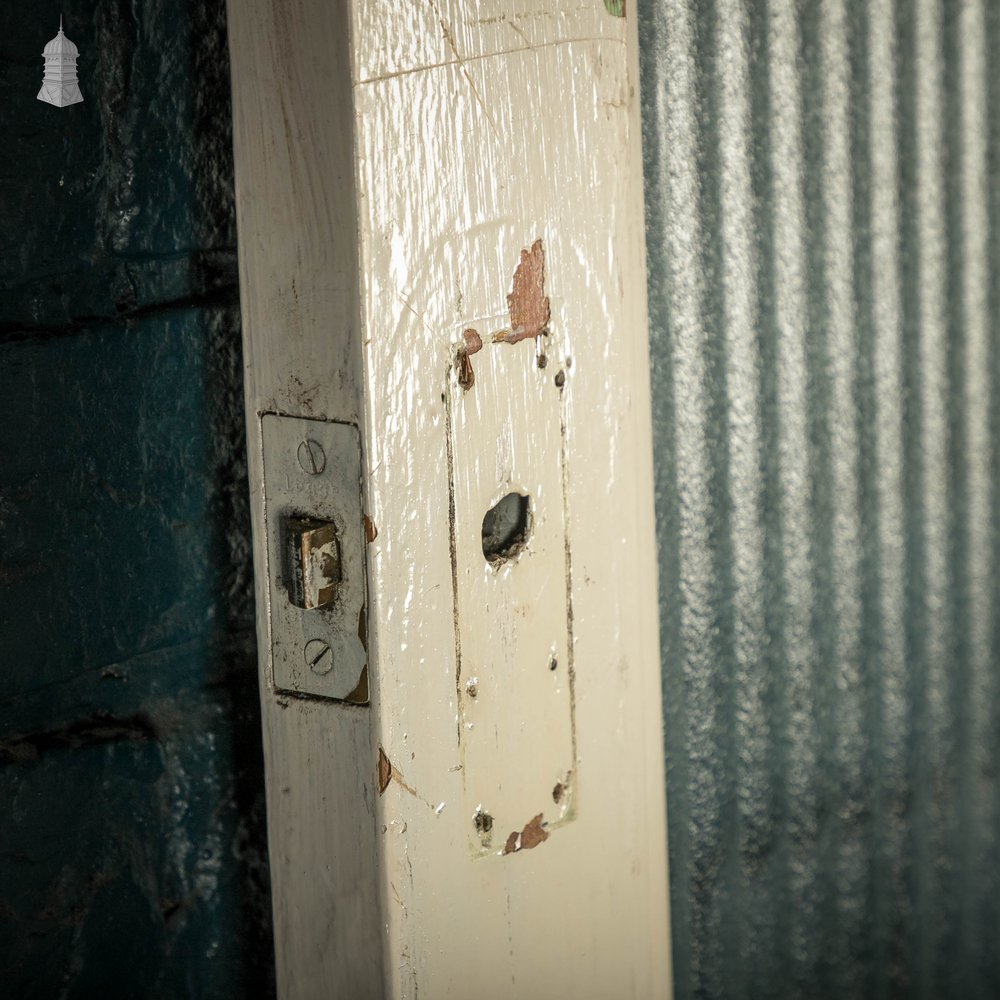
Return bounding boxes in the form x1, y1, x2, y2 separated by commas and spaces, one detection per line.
303, 638, 333, 675
297, 438, 326, 475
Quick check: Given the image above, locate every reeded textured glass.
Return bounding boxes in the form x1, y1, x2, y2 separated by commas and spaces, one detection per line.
639, 2, 1000, 997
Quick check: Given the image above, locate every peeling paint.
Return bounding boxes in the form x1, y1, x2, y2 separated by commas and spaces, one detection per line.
455, 328, 482, 390
492, 240, 550, 345
363, 514, 378, 543
520, 814, 548, 850
501, 813, 549, 855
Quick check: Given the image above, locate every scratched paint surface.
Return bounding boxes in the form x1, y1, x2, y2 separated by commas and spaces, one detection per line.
640, 1, 1000, 998
231, 1, 666, 995
0, 2, 273, 995
350, 4, 670, 997
352, 1, 621, 82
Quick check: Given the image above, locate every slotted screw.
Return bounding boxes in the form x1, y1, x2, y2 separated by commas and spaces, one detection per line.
304, 638, 333, 675
297, 438, 326, 475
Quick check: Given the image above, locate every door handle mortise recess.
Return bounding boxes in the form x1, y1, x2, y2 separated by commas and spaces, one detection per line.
447, 238, 576, 858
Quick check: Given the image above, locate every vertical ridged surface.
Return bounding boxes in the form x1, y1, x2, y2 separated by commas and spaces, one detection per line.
639, 1, 1000, 996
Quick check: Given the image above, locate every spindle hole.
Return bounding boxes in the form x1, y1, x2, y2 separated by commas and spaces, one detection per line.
481, 492, 531, 565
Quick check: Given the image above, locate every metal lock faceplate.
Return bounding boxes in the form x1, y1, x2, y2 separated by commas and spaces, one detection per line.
261, 414, 367, 702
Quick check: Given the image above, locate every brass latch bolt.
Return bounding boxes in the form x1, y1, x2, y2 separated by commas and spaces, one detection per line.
285, 516, 341, 610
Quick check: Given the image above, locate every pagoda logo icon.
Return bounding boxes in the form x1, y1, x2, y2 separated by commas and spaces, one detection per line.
37, 17, 83, 108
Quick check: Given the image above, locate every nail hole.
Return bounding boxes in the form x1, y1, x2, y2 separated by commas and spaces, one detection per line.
466, 678, 478, 699
553, 783, 564, 804
554, 370, 566, 388
549, 657, 558, 672
474, 809, 493, 835
537, 353, 548, 369
481, 492, 531, 565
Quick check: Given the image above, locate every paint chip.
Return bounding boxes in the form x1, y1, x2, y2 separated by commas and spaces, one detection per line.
378, 747, 392, 794
493, 240, 550, 345
456, 328, 483, 390
520, 814, 548, 849
363, 514, 378, 543
502, 813, 550, 855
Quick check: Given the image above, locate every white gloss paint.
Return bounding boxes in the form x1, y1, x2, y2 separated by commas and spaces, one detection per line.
227, 2, 671, 997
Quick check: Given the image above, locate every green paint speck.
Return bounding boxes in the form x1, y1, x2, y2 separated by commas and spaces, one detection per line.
603, 0, 625, 15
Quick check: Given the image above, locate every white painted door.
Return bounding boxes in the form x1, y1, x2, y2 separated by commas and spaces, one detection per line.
227, 2, 671, 997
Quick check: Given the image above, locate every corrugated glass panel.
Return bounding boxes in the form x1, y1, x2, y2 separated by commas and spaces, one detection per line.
639, 2, 1000, 996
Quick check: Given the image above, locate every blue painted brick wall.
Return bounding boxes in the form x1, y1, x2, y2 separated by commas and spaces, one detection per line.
0, 3, 274, 996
